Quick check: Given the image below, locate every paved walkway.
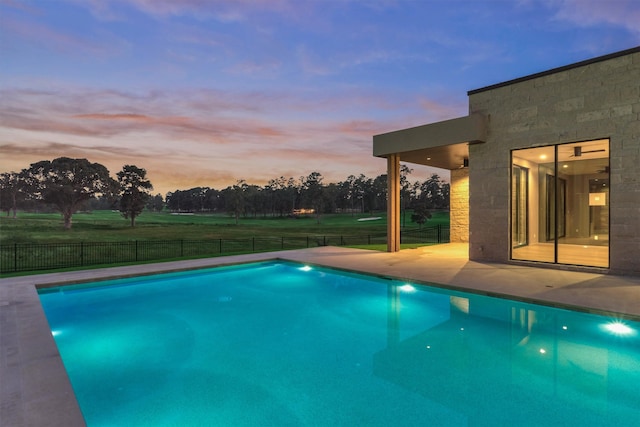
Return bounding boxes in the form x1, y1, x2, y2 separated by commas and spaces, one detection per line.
2, 244, 639, 426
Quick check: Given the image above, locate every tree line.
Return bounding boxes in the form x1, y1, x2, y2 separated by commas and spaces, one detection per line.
1, 158, 449, 229
0, 158, 152, 229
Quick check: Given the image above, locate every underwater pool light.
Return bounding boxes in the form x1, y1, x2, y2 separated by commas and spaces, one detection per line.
603, 321, 634, 336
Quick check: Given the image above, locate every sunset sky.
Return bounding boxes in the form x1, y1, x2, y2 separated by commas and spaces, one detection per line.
1, 0, 638, 195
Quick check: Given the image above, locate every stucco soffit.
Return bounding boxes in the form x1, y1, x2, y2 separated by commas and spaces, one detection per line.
373, 113, 487, 158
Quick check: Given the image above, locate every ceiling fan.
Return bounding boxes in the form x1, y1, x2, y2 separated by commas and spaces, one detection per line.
572, 146, 606, 157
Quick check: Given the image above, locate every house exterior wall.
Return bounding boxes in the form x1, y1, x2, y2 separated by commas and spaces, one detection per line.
467, 50, 640, 275
450, 167, 469, 243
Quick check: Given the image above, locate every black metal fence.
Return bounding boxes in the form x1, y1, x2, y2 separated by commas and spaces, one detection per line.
0, 225, 449, 274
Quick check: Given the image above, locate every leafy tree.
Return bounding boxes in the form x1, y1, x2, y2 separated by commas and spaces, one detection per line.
335, 177, 353, 213
286, 177, 301, 213
117, 165, 153, 227
242, 184, 262, 218
266, 176, 299, 216
203, 188, 221, 212
85, 195, 117, 211
166, 190, 186, 212
371, 174, 387, 212
146, 193, 165, 212
440, 182, 450, 209
418, 173, 449, 209
25, 157, 116, 229
354, 174, 372, 213
323, 182, 339, 214
0, 171, 26, 218
301, 172, 324, 224
400, 164, 413, 228
223, 180, 247, 224
188, 187, 210, 212
2, 162, 457, 219
411, 205, 432, 228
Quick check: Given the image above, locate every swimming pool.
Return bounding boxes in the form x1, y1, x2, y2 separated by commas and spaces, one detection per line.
38, 261, 639, 426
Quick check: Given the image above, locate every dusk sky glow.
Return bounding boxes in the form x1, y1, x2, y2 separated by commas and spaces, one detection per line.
1, 0, 638, 195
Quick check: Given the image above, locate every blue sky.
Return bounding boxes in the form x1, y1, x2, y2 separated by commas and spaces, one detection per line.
1, 0, 638, 194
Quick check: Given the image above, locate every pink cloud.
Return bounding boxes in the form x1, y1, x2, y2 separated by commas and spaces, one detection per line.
338, 120, 389, 137
419, 97, 468, 122
122, 0, 304, 22
551, 0, 640, 36
0, 82, 454, 194
73, 113, 153, 122
1, 11, 129, 57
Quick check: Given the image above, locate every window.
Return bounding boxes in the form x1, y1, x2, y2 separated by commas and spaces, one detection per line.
511, 140, 609, 268
511, 165, 528, 248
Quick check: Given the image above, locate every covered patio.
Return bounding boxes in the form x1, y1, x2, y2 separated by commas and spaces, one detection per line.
373, 114, 487, 251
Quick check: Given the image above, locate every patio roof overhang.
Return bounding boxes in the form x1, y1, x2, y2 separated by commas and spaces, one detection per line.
373, 113, 487, 170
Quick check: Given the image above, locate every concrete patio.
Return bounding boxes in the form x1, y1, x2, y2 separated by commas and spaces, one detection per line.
2, 244, 639, 426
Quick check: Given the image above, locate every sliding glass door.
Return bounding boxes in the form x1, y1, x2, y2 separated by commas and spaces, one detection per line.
511, 140, 609, 268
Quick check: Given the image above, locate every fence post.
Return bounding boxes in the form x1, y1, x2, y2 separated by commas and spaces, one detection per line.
252, 237, 255, 252
368, 234, 371, 245
340, 236, 344, 245
80, 241, 84, 266
323, 236, 326, 246
14, 243, 17, 272
219, 238, 222, 253
135, 240, 138, 262
437, 224, 441, 243
306, 236, 309, 248
181, 239, 184, 257
281, 236, 284, 250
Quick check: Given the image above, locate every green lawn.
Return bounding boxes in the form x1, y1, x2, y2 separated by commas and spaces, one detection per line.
1, 210, 449, 243
1, 211, 382, 242
0, 210, 449, 276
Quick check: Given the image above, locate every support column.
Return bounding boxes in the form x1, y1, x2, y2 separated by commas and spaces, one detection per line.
450, 167, 469, 243
387, 154, 401, 252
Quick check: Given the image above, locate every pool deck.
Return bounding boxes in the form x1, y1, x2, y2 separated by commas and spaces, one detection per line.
2, 243, 639, 426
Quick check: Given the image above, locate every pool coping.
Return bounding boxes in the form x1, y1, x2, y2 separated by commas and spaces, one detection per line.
2, 244, 639, 426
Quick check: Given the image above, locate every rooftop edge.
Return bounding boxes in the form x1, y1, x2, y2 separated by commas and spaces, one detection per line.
467, 46, 640, 95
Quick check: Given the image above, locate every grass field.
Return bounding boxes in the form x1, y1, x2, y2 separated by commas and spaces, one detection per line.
0, 210, 450, 243
0, 210, 449, 276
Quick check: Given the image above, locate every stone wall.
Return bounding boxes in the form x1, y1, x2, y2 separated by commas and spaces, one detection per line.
467, 50, 640, 274
450, 167, 469, 243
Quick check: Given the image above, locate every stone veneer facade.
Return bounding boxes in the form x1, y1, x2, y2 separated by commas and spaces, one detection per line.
466, 49, 640, 275
449, 168, 469, 243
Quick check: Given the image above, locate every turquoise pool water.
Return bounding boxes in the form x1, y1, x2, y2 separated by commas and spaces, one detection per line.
39, 261, 639, 426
